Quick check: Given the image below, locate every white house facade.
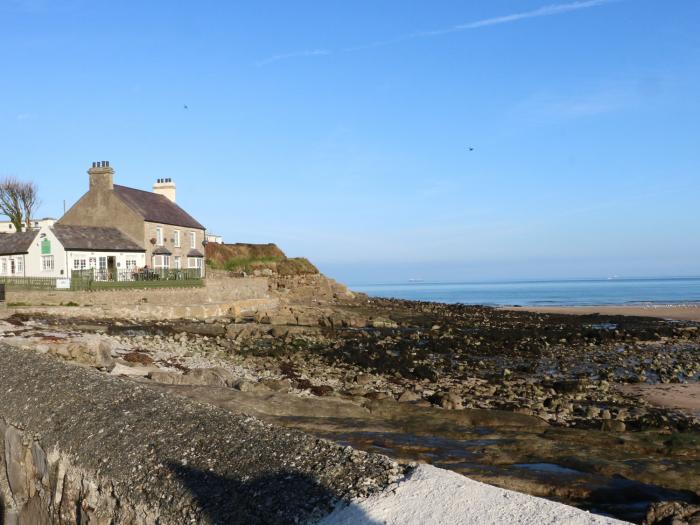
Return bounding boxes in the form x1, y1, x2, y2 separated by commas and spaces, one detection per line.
0, 225, 145, 280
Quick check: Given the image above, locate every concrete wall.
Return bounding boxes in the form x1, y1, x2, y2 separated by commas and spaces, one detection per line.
0, 345, 401, 524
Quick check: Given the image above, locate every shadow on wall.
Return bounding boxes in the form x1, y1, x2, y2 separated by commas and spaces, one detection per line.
168, 462, 382, 525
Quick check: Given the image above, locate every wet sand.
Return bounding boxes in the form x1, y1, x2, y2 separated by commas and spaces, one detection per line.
507, 305, 700, 323
620, 383, 700, 417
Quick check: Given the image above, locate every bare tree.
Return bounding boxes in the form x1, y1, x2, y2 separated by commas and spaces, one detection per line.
0, 178, 40, 232
18, 181, 40, 230
0, 178, 25, 232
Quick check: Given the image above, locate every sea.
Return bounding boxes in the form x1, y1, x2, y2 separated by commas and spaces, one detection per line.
350, 277, 700, 307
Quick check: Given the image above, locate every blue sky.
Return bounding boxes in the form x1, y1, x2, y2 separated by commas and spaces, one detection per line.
1, 0, 698, 284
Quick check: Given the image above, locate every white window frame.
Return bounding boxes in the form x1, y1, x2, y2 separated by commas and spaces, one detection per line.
174, 256, 181, 269
41, 255, 54, 272
190, 232, 196, 249
173, 230, 181, 248
1, 259, 6, 275
16, 257, 23, 275
156, 227, 164, 246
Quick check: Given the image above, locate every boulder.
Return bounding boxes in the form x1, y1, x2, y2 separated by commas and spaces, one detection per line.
96, 340, 116, 371
397, 390, 420, 403
644, 501, 700, 525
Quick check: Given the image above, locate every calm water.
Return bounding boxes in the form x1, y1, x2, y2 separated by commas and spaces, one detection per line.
351, 277, 700, 306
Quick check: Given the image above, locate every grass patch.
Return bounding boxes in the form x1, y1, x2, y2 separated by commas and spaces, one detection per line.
207, 255, 318, 275
7, 301, 31, 307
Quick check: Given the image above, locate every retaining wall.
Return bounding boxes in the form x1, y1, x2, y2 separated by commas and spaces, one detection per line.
0, 345, 402, 524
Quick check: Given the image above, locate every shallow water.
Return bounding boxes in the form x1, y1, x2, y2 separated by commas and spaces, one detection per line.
351, 277, 700, 306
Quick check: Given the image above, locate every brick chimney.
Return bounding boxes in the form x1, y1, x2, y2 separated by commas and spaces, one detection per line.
88, 161, 114, 191
153, 178, 176, 203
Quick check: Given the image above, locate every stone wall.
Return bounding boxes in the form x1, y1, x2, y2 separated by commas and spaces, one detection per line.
7, 277, 269, 307
0, 345, 403, 524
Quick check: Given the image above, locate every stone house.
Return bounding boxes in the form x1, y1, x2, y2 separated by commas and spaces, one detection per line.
0, 224, 145, 279
59, 161, 206, 276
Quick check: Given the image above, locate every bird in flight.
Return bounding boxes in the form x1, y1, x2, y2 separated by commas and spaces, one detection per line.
467, 146, 474, 151
183, 104, 189, 110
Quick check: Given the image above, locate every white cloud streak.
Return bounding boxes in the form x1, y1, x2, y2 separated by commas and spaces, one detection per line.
256, 49, 331, 67
415, 0, 619, 36
260, 0, 620, 64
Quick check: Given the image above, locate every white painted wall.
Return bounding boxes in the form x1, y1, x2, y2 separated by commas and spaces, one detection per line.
13, 225, 146, 279
25, 226, 66, 278
0, 254, 29, 277
66, 250, 146, 279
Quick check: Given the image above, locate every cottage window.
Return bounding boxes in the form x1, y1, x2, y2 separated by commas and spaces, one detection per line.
174, 230, 181, 248
156, 227, 164, 246
73, 259, 80, 270
16, 258, 23, 274
163, 255, 170, 269
1, 259, 6, 275
41, 255, 54, 272
89, 257, 96, 269
126, 259, 137, 270
10, 259, 15, 275
174, 256, 181, 269
190, 232, 196, 249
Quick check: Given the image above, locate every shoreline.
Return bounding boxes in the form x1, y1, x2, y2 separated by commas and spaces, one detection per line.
504, 304, 700, 322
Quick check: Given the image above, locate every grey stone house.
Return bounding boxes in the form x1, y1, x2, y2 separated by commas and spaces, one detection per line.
59, 161, 206, 276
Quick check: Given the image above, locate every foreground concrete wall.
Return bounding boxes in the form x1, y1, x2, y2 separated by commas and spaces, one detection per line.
0, 345, 402, 524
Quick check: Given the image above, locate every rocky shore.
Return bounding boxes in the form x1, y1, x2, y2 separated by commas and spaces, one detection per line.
2, 294, 699, 523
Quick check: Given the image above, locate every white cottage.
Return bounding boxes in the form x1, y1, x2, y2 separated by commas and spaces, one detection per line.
0, 225, 145, 279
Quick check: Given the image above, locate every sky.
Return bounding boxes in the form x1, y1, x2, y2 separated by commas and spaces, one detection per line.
1, 0, 698, 284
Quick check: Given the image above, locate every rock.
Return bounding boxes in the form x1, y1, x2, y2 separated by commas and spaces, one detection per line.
364, 391, 390, 401
355, 374, 373, 386
96, 340, 116, 371
397, 390, 420, 403
122, 351, 154, 366
147, 370, 182, 384
181, 367, 236, 387
600, 420, 626, 432
429, 392, 463, 410
370, 318, 398, 329
233, 379, 271, 393
110, 362, 154, 377
260, 378, 292, 392
310, 385, 334, 397
644, 501, 700, 525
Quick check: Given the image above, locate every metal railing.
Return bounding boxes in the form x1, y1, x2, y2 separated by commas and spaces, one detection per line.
71, 268, 203, 290
0, 276, 61, 290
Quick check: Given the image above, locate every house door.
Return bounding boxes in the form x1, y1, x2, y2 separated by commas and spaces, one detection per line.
10, 259, 15, 275
107, 256, 116, 280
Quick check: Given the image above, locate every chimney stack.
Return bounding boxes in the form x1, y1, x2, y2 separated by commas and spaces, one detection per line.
88, 160, 114, 191
153, 177, 176, 203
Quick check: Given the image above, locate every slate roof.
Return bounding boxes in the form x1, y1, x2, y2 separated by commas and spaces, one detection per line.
187, 249, 204, 257
52, 225, 144, 252
113, 185, 205, 230
0, 231, 37, 255
152, 246, 172, 255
